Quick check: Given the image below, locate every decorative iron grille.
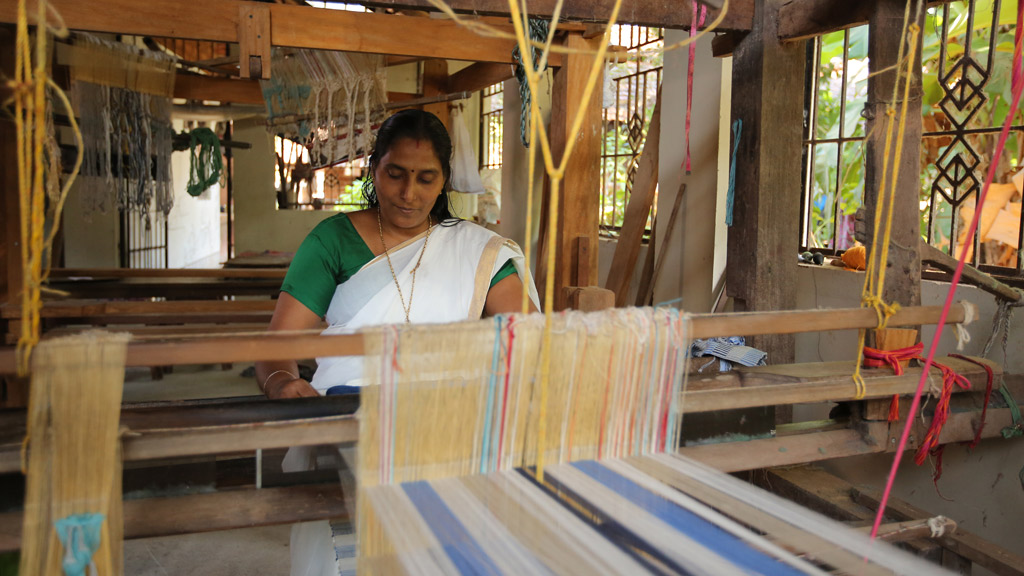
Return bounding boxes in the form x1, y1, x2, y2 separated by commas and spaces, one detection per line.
600, 25, 663, 236
120, 211, 168, 269
479, 83, 504, 169
800, 1, 1024, 279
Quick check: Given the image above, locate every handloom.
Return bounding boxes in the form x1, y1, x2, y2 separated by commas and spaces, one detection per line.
354, 309, 941, 575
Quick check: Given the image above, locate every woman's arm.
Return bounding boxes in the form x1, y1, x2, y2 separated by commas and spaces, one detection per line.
483, 273, 538, 316
255, 292, 323, 399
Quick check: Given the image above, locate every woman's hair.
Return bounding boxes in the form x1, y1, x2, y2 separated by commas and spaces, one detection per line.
361, 109, 456, 223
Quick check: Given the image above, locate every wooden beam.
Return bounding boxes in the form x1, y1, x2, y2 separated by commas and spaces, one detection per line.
854, 488, 1024, 576
0, 483, 348, 552
862, 0, 924, 311
422, 59, 451, 129
0, 27, 20, 307
726, 0, 806, 363
920, 239, 1023, 303
238, 2, 271, 79
605, 93, 660, 307
0, 0, 548, 64
548, 32, 604, 310
174, 74, 264, 104
777, 0, 874, 42
48, 267, 286, 279
683, 355, 999, 413
357, 0, 753, 31
448, 62, 513, 95
0, 302, 973, 373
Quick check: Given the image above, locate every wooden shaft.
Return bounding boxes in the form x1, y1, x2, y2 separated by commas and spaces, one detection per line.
48, 268, 287, 279
857, 518, 957, 543
0, 304, 969, 373
920, 239, 1022, 303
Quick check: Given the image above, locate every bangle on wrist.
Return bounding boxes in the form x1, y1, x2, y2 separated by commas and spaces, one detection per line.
262, 369, 297, 392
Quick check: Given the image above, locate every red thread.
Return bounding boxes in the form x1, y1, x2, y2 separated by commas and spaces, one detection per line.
949, 354, 995, 449
496, 318, 515, 465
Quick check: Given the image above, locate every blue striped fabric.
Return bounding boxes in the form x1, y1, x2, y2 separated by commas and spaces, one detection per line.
572, 461, 805, 576
402, 481, 503, 575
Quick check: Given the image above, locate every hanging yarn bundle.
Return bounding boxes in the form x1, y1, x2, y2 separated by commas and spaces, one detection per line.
186, 127, 223, 196
19, 332, 130, 576
512, 19, 551, 148
67, 33, 176, 217
262, 49, 387, 167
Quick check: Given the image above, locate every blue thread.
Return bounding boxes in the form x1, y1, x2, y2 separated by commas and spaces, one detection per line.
655, 297, 683, 308
481, 316, 503, 474
726, 119, 742, 227
572, 461, 803, 576
55, 514, 105, 576
403, 482, 502, 575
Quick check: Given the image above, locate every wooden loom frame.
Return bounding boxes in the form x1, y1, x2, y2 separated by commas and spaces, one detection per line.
1, 0, 1023, 572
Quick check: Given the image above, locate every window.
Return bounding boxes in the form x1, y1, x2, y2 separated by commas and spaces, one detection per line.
479, 83, 504, 169
801, 2, 1024, 278
274, 136, 367, 211
600, 25, 663, 236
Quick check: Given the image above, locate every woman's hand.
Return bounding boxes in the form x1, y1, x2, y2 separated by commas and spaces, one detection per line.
264, 376, 319, 399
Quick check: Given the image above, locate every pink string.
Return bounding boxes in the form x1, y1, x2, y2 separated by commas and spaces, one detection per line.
869, 0, 1024, 540
684, 0, 707, 174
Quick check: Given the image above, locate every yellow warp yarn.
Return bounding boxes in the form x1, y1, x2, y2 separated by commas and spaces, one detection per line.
851, 3, 922, 399
11, 0, 81, 375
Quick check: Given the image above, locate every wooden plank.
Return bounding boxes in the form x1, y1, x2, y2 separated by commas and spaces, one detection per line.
920, 239, 1023, 303
777, 0, 874, 42
726, 0, 806, 363
174, 74, 265, 104
640, 182, 686, 306
238, 3, 271, 79
422, 59, 451, 129
0, 298, 276, 319
0, 0, 547, 64
0, 27, 19, 307
683, 355, 998, 413
565, 286, 615, 312
854, 487, 1024, 576
357, 0, 752, 31
0, 483, 348, 552
605, 92, 661, 307
862, 0, 924, 311
0, 302, 974, 373
634, 221, 656, 307
448, 62, 514, 94
681, 428, 883, 472
711, 30, 748, 57
550, 32, 604, 309
49, 267, 286, 279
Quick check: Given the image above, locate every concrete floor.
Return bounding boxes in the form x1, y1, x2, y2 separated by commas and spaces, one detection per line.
122, 362, 296, 575
125, 525, 291, 576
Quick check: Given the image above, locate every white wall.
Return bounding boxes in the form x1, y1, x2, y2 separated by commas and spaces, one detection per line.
167, 119, 221, 268
62, 183, 120, 268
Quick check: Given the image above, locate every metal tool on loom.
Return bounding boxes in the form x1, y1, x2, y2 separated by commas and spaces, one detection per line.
355, 309, 946, 575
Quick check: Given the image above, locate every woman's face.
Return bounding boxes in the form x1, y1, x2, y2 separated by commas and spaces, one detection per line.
373, 137, 444, 232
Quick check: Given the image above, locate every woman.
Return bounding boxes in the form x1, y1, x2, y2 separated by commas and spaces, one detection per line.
254, 110, 539, 576
255, 109, 539, 399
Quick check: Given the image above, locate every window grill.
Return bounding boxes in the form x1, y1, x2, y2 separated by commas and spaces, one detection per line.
600, 25, 663, 237
479, 83, 504, 170
275, 136, 367, 211
801, 2, 1024, 279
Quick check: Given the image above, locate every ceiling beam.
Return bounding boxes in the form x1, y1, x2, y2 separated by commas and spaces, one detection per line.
0, 0, 553, 64
448, 62, 513, 94
357, 0, 753, 31
174, 74, 264, 104
777, 0, 874, 42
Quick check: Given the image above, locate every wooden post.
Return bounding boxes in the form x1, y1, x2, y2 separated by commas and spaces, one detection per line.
238, 3, 272, 79
546, 31, 603, 310
422, 59, 450, 130
863, 0, 923, 311
726, 0, 805, 363
0, 26, 19, 308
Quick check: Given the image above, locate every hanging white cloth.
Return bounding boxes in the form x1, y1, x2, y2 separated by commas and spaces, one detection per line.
449, 105, 486, 194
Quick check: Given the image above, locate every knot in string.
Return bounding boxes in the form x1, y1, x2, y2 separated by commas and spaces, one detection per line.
55, 513, 105, 576
861, 294, 900, 329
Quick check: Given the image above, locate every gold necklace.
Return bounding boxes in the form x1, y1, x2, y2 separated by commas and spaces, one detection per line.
378, 208, 433, 323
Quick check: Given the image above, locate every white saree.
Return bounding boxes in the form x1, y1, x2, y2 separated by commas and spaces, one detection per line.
309, 219, 539, 394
